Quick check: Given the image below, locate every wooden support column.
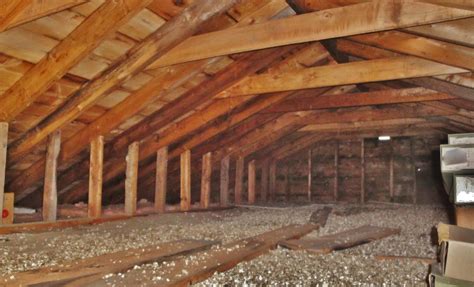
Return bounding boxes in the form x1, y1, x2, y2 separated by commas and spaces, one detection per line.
248, 160, 256, 204
285, 165, 291, 202
389, 146, 394, 201
234, 156, 244, 205
125, 142, 139, 216
200, 152, 212, 209
0, 123, 7, 225
155, 146, 168, 212
410, 138, 417, 204
307, 149, 312, 202
361, 139, 365, 204
269, 160, 276, 201
220, 155, 230, 207
261, 160, 269, 202
334, 141, 339, 201
43, 130, 61, 222
88, 136, 104, 218
180, 150, 191, 211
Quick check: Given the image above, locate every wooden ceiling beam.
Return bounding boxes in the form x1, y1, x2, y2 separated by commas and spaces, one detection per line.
7, 0, 238, 165
149, 0, 474, 68
0, 0, 151, 123
0, 0, 86, 32
262, 87, 455, 113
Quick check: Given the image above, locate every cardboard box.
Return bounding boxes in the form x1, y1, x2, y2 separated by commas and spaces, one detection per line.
438, 223, 474, 244
429, 263, 474, 287
440, 144, 474, 173
439, 240, 474, 282
454, 176, 474, 204
448, 133, 474, 145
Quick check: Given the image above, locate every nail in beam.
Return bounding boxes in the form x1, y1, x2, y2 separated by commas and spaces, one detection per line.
155, 146, 168, 212
88, 136, 104, 218
43, 130, 61, 222
180, 150, 191, 211
125, 142, 139, 216
0, 123, 8, 225
248, 160, 256, 204
200, 152, 212, 209
220, 155, 230, 207
234, 156, 244, 205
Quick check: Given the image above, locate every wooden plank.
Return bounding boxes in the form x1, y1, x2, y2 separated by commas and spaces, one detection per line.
150, 224, 317, 286
220, 155, 230, 207
0, 122, 7, 224
200, 152, 212, 209
151, 0, 474, 67
7, 0, 238, 161
261, 160, 269, 202
180, 150, 191, 211
219, 56, 466, 98
88, 136, 104, 218
269, 160, 276, 201
248, 160, 256, 204
2, 193, 13, 225
155, 146, 168, 212
307, 149, 312, 202
0, 0, 86, 32
0, 0, 150, 122
2, 239, 216, 286
334, 141, 339, 201
234, 156, 244, 205
125, 142, 139, 216
280, 225, 400, 254
361, 139, 365, 204
43, 130, 61, 222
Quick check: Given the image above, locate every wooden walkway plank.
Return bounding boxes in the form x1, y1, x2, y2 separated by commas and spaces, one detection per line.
280, 225, 400, 254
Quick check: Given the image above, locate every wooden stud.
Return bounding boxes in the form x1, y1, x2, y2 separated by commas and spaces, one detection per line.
155, 146, 168, 212
220, 155, 230, 207
248, 160, 256, 204
334, 141, 339, 201
361, 139, 365, 204
180, 150, 191, 211
389, 146, 394, 201
285, 165, 291, 202
261, 160, 269, 202
1, 193, 14, 225
200, 152, 212, 209
410, 138, 417, 204
0, 123, 8, 224
88, 136, 104, 218
234, 156, 244, 205
125, 142, 139, 216
307, 149, 312, 202
43, 130, 61, 222
269, 161, 276, 201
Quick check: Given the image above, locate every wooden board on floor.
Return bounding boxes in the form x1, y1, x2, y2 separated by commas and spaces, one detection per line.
280, 225, 400, 254
2, 239, 217, 286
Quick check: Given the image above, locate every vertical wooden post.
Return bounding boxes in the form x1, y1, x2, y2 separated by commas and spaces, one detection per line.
180, 149, 191, 211
307, 149, 312, 202
410, 138, 417, 204
269, 160, 276, 201
200, 152, 212, 209
334, 140, 339, 201
389, 146, 394, 201
155, 146, 168, 212
43, 130, 61, 221
285, 164, 290, 202
360, 139, 365, 204
234, 156, 244, 205
261, 160, 269, 202
220, 155, 230, 207
125, 142, 139, 216
248, 160, 256, 204
0, 123, 7, 225
88, 136, 104, 218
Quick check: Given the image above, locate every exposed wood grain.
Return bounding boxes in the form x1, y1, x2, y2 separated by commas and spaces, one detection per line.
43, 130, 61, 222
88, 136, 103, 218
0, 123, 7, 224
234, 156, 244, 205
155, 146, 168, 212
125, 142, 139, 215
0, 0, 150, 122
180, 150, 191, 211
248, 160, 256, 204
200, 152, 211, 209
220, 155, 230, 207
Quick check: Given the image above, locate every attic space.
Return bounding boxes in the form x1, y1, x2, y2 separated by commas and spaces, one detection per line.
0, 0, 473, 286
